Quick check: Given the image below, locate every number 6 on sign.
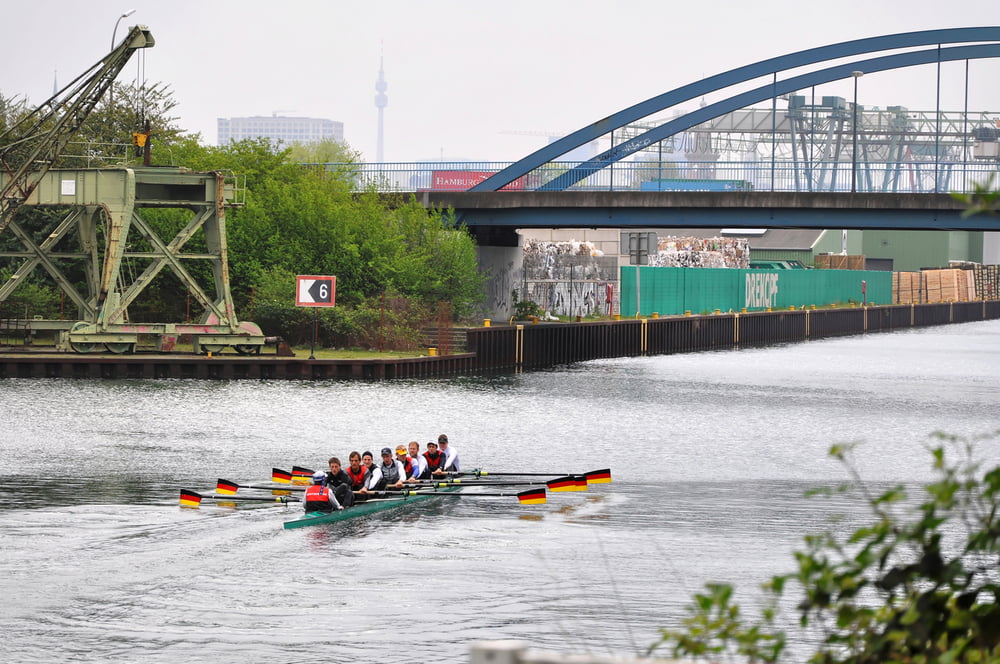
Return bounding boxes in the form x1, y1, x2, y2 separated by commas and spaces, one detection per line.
296, 275, 337, 307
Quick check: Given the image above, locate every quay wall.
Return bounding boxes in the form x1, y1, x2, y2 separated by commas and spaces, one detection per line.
0, 301, 997, 380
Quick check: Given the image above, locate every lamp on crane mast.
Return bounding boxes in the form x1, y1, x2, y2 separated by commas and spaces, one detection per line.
112, 9, 136, 49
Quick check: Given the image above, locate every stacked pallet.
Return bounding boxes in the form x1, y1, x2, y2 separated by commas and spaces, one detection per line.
815, 254, 866, 270
972, 265, 1000, 299
893, 272, 924, 304
922, 269, 976, 302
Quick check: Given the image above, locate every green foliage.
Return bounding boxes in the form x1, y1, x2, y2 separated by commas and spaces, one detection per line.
63, 81, 184, 167
650, 432, 1000, 664
286, 139, 361, 165
511, 289, 543, 319
0, 269, 62, 318
952, 175, 999, 218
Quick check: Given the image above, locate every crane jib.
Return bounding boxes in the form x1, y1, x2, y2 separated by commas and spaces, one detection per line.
0, 25, 155, 235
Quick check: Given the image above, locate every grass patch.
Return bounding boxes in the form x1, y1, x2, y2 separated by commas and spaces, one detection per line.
291, 346, 427, 359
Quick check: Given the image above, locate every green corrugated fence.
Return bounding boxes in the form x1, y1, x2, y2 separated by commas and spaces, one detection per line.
619, 267, 893, 316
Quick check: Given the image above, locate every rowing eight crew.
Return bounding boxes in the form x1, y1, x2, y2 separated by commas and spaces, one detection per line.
302, 434, 461, 514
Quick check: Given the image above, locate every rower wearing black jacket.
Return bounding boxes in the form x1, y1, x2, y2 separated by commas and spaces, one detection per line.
324, 457, 354, 508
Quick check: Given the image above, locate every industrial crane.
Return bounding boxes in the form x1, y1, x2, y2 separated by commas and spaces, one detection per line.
0, 25, 265, 355
0, 24, 154, 235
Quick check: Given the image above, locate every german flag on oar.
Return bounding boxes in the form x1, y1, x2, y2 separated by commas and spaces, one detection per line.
585, 468, 612, 484
179, 489, 203, 507
291, 466, 314, 485
216, 479, 239, 495
271, 468, 292, 484
547, 475, 588, 492
517, 488, 547, 505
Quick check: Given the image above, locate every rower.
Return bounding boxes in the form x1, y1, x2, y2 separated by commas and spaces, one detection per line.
303, 471, 343, 513
395, 444, 419, 482
407, 441, 427, 482
324, 456, 355, 508
361, 450, 376, 476
435, 434, 460, 474
345, 451, 370, 492
375, 447, 406, 490
422, 440, 446, 479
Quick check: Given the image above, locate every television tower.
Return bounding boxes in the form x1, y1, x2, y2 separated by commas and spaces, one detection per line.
374, 52, 388, 162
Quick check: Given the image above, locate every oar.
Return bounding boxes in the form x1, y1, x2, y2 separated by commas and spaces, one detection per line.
407, 476, 584, 492
217, 478, 304, 495
180, 489, 300, 507
376, 487, 547, 505
434, 468, 612, 485
290, 465, 315, 485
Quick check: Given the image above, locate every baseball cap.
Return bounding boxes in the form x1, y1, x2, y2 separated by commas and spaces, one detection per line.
395, 446, 407, 454
380, 447, 392, 456
438, 434, 448, 443
427, 440, 438, 447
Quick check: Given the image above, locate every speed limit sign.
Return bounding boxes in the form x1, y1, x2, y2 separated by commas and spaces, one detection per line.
296, 275, 336, 307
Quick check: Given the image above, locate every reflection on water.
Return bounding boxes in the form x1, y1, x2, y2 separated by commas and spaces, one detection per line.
0, 321, 998, 663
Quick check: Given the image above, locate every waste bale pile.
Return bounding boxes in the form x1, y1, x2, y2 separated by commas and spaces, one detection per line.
651, 236, 749, 268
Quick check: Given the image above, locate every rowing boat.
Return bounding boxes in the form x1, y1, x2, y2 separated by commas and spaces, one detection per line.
282, 486, 460, 530
179, 467, 610, 529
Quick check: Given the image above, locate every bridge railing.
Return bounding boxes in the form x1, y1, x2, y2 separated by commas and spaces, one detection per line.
317, 160, 999, 194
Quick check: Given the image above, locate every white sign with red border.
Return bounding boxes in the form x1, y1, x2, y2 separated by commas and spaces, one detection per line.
296, 275, 336, 307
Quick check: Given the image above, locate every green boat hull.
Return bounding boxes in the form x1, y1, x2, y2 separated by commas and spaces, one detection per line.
282, 488, 457, 529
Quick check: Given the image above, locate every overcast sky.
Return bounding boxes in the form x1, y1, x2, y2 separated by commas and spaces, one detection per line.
3, 1, 998, 163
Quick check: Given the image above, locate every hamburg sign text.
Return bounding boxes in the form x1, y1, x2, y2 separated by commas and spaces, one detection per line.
296, 275, 336, 307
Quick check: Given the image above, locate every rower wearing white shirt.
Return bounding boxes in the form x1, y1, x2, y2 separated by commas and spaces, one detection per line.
406, 441, 427, 482
437, 433, 460, 473
373, 447, 406, 490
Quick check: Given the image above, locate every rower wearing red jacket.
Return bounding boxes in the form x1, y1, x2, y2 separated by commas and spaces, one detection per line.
345, 451, 370, 491
421, 440, 447, 479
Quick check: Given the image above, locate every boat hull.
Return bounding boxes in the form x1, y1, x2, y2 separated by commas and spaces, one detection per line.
282, 488, 456, 529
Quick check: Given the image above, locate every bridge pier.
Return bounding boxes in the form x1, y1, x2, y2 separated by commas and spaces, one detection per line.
471, 226, 522, 322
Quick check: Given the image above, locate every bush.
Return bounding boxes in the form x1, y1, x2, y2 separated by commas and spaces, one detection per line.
650, 431, 1000, 664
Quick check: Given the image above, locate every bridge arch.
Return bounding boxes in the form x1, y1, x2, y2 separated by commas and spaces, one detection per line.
471, 27, 1000, 193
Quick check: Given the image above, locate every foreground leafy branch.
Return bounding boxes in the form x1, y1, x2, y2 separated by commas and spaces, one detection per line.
650, 431, 1000, 664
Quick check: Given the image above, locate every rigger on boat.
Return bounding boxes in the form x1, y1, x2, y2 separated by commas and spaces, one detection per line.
178, 467, 612, 530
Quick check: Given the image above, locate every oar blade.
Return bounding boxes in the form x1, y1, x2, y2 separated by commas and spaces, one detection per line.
547, 475, 584, 493
291, 466, 314, 485
271, 468, 292, 484
585, 468, 613, 484
517, 488, 547, 505
216, 478, 239, 495
179, 489, 203, 507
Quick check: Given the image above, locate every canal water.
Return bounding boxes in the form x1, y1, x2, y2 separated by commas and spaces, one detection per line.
1, 320, 998, 663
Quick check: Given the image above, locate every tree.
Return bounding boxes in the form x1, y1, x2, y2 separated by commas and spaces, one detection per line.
61, 81, 185, 167
650, 431, 1000, 664
953, 175, 1000, 219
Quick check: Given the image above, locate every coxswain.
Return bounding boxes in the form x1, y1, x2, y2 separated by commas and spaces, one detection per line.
303, 471, 343, 513
324, 456, 355, 508
422, 440, 447, 479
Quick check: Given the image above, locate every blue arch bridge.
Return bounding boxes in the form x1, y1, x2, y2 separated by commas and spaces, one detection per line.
336, 28, 1000, 317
